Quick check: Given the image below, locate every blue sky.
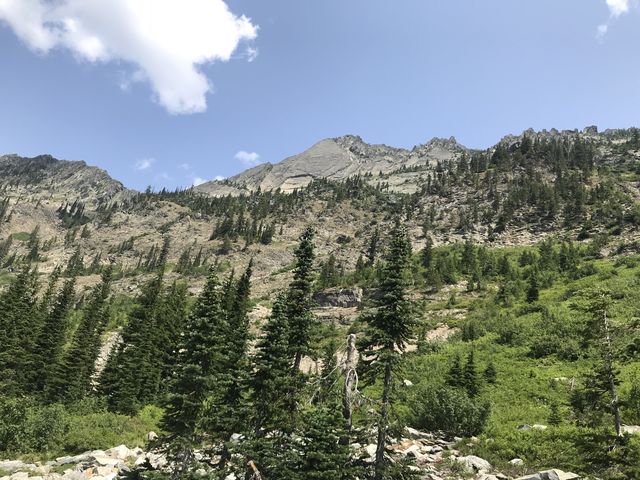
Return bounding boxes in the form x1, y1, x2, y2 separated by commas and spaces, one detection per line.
0, 0, 639, 190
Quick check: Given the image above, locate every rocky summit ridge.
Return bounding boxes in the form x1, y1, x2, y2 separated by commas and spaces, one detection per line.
195, 134, 468, 196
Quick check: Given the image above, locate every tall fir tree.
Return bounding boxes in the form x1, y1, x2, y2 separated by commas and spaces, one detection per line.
360, 221, 416, 480
0, 265, 39, 395
47, 267, 113, 403
251, 294, 297, 434
207, 260, 254, 447
299, 407, 353, 480
463, 351, 480, 398
286, 227, 317, 371
161, 269, 226, 478
32, 276, 77, 395
99, 270, 165, 414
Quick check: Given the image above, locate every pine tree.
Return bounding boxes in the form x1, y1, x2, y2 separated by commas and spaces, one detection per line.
571, 290, 622, 437
366, 226, 380, 266
286, 227, 317, 371
64, 245, 84, 276
360, 221, 416, 480
299, 407, 353, 480
209, 260, 253, 443
251, 294, 297, 434
526, 272, 539, 303
161, 269, 225, 478
483, 361, 497, 385
446, 354, 464, 388
47, 267, 113, 403
153, 281, 189, 396
0, 265, 39, 395
463, 351, 479, 398
31, 276, 77, 395
548, 402, 562, 426
99, 271, 165, 414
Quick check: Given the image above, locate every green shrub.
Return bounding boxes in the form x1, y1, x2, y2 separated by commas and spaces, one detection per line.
0, 397, 162, 457
410, 384, 490, 437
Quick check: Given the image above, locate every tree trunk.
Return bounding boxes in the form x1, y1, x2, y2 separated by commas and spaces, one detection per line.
375, 358, 392, 480
603, 308, 622, 438
342, 334, 358, 435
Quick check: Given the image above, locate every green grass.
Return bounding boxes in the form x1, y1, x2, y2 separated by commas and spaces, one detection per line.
398, 248, 640, 477
12, 231, 31, 242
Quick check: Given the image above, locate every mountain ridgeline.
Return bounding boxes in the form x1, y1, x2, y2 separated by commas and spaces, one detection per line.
1, 126, 640, 479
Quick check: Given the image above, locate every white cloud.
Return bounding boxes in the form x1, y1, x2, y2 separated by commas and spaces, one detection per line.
0, 0, 258, 114
214, 175, 225, 181
598, 0, 634, 38
234, 150, 261, 167
134, 158, 155, 170
178, 163, 191, 170
606, 0, 630, 16
192, 176, 207, 186
246, 46, 259, 62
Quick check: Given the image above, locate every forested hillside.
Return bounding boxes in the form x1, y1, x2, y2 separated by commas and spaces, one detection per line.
1, 127, 640, 479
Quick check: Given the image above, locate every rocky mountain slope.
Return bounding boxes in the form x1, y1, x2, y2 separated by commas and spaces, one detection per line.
0, 125, 638, 303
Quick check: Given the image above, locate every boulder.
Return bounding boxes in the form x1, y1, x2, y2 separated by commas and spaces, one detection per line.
147, 431, 158, 441
456, 455, 491, 473
517, 424, 547, 431
9, 473, 28, 480
509, 458, 525, 466
0, 461, 37, 472
94, 457, 120, 467
405, 426, 431, 439
364, 444, 377, 458
515, 470, 580, 480
105, 445, 134, 460
622, 425, 640, 435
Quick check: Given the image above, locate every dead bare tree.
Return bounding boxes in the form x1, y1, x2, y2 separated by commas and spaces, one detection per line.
342, 333, 359, 435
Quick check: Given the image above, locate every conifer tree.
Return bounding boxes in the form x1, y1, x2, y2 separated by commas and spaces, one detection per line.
360, 221, 416, 480
463, 351, 480, 398
251, 294, 297, 434
47, 267, 113, 403
571, 290, 622, 437
99, 271, 165, 414
0, 265, 39, 395
210, 260, 253, 442
299, 407, 353, 480
161, 269, 225, 478
446, 354, 464, 388
483, 361, 497, 385
286, 227, 317, 371
32, 276, 77, 394
153, 281, 189, 395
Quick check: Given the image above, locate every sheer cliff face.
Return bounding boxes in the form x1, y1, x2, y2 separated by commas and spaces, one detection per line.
195, 135, 467, 196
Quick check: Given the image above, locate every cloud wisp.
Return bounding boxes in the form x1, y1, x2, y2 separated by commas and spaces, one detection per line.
0, 0, 258, 114
134, 158, 155, 171
598, 0, 633, 38
234, 150, 261, 167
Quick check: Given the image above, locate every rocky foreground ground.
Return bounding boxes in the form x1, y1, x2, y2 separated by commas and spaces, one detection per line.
0, 428, 581, 480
